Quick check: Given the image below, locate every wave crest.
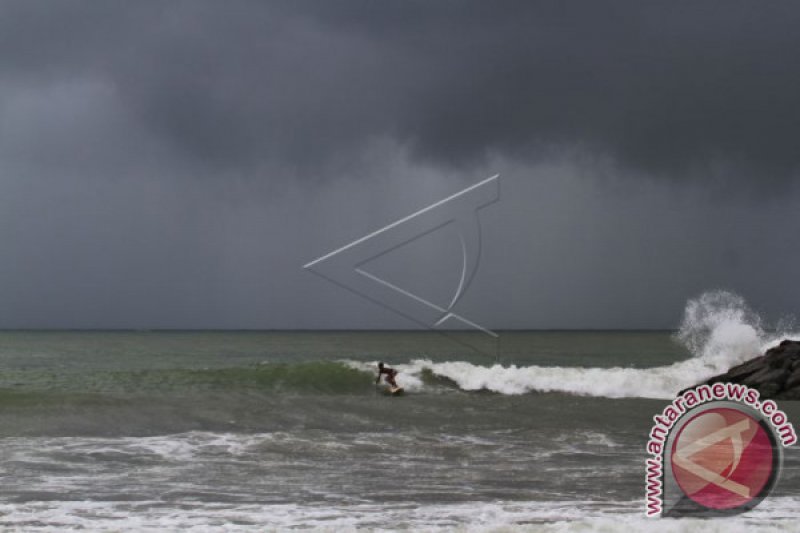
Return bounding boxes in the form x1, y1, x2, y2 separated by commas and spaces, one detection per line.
349, 291, 785, 399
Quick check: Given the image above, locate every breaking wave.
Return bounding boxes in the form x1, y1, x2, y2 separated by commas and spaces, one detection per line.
5, 291, 793, 401
348, 291, 795, 399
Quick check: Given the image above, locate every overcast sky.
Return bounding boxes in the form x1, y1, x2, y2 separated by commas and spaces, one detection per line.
1, 1, 799, 329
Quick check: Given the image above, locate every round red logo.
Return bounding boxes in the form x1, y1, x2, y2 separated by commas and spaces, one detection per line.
670, 407, 776, 511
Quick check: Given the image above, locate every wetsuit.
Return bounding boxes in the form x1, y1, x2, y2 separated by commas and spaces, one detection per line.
376, 366, 398, 388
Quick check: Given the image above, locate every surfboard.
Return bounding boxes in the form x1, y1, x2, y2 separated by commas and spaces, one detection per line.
389, 386, 404, 395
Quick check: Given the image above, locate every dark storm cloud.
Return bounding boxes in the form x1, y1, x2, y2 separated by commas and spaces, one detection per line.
2, 1, 800, 182
3, 1, 800, 330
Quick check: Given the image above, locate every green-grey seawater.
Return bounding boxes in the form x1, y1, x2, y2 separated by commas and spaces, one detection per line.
0, 331, 797, 531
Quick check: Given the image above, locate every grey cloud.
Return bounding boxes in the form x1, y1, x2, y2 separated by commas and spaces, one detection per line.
2, 1, 800, 182
3, 2, 800, 330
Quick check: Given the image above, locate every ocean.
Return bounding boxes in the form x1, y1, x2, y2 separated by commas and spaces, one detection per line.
1, 326, 798, 531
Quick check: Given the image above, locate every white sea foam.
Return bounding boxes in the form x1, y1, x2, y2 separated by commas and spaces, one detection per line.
348, 291, 798, 399
2, 429, 797, 531
0, 498, 797, 532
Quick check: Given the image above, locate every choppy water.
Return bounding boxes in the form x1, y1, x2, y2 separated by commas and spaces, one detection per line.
0, 327, 798, 531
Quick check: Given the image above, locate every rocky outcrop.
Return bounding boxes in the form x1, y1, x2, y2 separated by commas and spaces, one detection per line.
687, 339, 800, 400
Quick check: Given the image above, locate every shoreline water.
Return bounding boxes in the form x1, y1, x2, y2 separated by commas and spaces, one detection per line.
1, 329, 797, 531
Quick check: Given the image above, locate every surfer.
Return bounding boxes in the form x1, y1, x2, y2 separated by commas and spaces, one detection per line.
375, 362, 399, 388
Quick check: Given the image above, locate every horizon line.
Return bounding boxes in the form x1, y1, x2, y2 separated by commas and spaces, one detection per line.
0, 327, 681, 333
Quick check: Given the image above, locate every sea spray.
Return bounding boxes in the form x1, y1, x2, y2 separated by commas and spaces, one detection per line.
675, 290, 763, 371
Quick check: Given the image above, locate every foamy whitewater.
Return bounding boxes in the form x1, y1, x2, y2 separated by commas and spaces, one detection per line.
341, 291, 798, 399
0, 291, 798, 531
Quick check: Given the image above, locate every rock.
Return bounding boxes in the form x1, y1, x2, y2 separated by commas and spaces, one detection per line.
741, 367, 785, 398
685, 339, 800, 400
721, 357, 765, 381
786, 367, 800, 390
777, 387, 800, 401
